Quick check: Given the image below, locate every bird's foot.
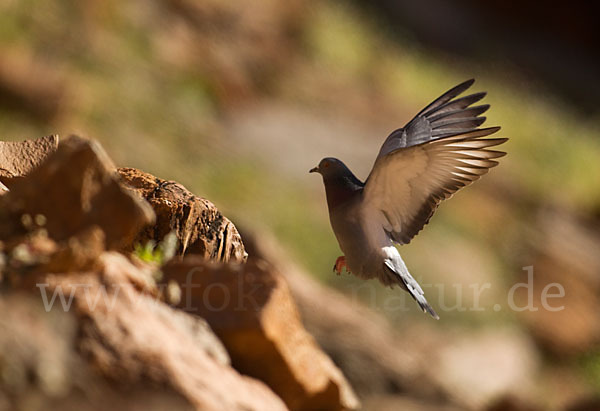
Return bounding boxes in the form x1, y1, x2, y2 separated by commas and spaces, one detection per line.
333, 256, 347, 275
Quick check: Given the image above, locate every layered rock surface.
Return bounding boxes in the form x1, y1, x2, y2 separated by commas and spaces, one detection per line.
118, 167, 247, 263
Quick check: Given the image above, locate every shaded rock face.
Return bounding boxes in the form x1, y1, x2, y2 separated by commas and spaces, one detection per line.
0, 135, 155, 251
162, 256, 359, 411
118, 167, 247, 263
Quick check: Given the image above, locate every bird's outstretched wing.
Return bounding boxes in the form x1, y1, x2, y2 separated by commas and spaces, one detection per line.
363, 81, 507, 245
376, 79, 488, 158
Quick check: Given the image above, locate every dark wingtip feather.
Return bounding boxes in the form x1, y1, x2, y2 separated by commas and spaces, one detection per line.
418, 79, 477, 118
475, 104, 490, 115
462, 78, 475, 88
446, 79, 476, 99
465, 91, 487, 101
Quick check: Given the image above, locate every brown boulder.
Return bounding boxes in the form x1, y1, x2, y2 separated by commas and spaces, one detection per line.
0, 252, 286, 411
162, 255, 359, 411
0, 134, 58, 180
118, 167, 247, 263
77, 253, 285, 410
0, 134, 286, 409
0, 135, 155, 250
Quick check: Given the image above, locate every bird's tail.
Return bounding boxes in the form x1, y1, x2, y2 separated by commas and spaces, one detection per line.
384, 260, 439, 320
413, 293, 439, 320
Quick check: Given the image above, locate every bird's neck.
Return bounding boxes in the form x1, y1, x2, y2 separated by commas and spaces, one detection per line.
324, 175, 364, 210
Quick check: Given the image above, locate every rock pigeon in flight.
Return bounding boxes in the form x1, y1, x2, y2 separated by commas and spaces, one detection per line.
310, 79, 507, 319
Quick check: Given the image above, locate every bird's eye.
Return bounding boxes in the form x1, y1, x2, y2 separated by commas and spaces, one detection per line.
323, 162, 329, 168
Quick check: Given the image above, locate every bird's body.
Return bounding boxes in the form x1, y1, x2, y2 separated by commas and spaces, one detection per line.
311, 80, 507, 319
323, 163, 438, 317
326, 178, 388, 281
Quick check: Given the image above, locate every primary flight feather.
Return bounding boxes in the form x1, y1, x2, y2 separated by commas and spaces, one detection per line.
310, 79, 507, 319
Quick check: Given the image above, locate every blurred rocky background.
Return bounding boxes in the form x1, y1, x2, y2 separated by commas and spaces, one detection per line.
0, 0, 599, 410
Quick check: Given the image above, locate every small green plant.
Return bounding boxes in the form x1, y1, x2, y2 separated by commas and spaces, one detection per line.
134, 240, 161, 264
133, 231, 178, 265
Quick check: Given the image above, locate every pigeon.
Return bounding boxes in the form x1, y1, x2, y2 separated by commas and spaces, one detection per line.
310, 79, 507, 319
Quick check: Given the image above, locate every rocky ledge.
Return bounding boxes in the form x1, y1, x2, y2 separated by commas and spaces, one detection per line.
0, 135, 358, 411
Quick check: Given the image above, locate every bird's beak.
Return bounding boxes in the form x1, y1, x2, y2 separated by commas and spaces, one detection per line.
309, 166, 319, 174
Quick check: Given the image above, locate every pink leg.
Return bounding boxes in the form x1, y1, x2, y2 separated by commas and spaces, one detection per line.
333, 256, 347, 275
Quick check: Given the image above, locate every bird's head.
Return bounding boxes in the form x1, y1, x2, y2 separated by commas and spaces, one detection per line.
309, 157, 351, 180
310, 158, 364, 210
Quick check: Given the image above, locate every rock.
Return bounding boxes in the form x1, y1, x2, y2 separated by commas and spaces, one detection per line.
0, 294, 192, 411
0, 136, 155, 250
0, 133, 289, 409
0, 293, 78, 400
77, 253, 284, 411
0, 134, 58, 180
39, 226, 106, 274
0, 132, 284, 409
4, 226, 106, 289
162, 255, 359, 411
0, 252, 286, 411
118, 167, 247, 263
